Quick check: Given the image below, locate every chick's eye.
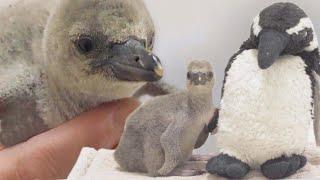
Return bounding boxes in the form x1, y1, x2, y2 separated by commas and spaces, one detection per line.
76, 36, 94, 54
187, 72, 191, 79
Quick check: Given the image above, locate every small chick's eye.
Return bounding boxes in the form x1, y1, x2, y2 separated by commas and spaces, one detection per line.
207, 72, 214, 79
187, 72, 191, 79
76, 36, 94, 54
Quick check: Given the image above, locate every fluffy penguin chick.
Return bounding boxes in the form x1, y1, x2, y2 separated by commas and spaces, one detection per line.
0, 0, 167, 147
207, 2, 320, 179
114, 61, 215, 177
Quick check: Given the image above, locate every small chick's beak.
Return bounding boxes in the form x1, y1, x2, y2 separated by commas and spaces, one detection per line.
108, 39, 163, 82
258, 29, 289, 69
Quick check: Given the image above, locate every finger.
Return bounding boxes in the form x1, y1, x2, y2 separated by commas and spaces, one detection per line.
0, 144, 4, 151
0, 98, 140, 180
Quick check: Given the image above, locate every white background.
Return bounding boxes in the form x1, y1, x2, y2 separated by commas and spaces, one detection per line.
1, 0, 320, 153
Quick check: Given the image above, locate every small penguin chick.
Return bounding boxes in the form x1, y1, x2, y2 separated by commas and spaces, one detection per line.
0, 0, 171, 147
114, 60, 215, 177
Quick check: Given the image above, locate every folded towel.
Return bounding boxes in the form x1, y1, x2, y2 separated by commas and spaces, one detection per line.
68, 147, 320, 180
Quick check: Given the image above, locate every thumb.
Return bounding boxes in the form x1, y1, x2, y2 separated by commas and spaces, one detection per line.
0, 98, 140, 179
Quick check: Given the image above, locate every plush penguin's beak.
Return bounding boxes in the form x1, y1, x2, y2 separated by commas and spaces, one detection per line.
108, 38, 163, 82
258, 30, 289, 69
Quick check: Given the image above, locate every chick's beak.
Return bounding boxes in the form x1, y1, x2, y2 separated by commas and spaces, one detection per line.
154, 59, 164, 77
108, 38, 163, 82
144, 52, 164, 79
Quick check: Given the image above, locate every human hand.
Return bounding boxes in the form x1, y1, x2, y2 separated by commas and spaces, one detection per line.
0, 98, 139, 180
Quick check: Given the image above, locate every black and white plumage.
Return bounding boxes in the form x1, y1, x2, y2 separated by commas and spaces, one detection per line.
0, 0, 172, 147
206, 3, 320, 179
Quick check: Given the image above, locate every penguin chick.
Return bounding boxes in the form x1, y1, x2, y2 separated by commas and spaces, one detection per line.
0, 0, 168, 147
207, 2, 320, 179
114, 60, 215, 177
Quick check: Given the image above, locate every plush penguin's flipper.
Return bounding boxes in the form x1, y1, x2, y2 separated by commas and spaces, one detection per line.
189, 110, 217, 163
194, 109, 219, 148
313, 71, 320, 146
208, 108, 219, 133
194, 125, 209, 149
133, 80, 179, 98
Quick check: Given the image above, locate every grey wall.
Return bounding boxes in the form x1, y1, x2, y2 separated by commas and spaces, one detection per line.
1, 0, 319, 153
145, 0, 320, 104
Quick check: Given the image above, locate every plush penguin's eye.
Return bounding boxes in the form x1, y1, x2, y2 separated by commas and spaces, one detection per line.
300, 30, 308, 38
76, 36, 94, 54
297, 29, 310, 39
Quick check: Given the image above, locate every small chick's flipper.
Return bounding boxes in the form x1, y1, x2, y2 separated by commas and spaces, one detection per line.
143, 136, 165, 176
158, 122, 185, 176
206, 154, 250, 179
313, 71, 320, 146
133, 80, 178, 97
261, 154, 307, 179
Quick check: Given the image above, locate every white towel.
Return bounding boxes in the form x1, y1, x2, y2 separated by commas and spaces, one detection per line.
68, 147, 320, 180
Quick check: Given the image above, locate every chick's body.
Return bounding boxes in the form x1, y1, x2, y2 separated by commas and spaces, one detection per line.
115, 61, 215, 176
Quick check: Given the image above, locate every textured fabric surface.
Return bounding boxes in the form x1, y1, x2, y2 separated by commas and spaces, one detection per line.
68, 147, 320, 180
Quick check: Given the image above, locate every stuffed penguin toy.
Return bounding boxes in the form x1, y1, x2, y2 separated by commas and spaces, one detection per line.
206, 2, 320, 179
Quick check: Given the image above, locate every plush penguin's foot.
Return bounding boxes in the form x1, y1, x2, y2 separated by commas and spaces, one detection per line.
206, 154, 250, 179
261, 154, 307, 179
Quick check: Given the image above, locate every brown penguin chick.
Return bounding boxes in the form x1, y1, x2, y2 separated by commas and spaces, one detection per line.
0, 0, 171, 147
114, 60, 216, 176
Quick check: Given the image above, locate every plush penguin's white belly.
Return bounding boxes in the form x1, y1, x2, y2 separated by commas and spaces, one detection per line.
218, 49, 313, 168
